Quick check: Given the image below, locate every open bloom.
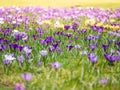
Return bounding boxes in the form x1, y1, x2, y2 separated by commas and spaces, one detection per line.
88, 53, 98, 63
14, 83, 25, 90
75, 45, 81, 49
40, 50, 48, 56
104, 53, 120, 62
17, 55, 24, 63
3, 53, 15, 65
21, 73, 33, 82
66, 45, 74, 50
99, 78, 109, 84
51, 62, 62, 69
89, 43, 97, 51
23, 46, 32, 54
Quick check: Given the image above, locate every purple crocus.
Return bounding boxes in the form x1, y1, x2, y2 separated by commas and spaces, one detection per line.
104, 53, 120, 62
14, 83, 25, 90
86, 35, 96, 40
99, 78, 109, 84
37, 61, 42, 66
21, 73, 33, 82
51, 62, 62, 69
69, 40, 73, 43
52, 43, 59, 49
102, 45, 109, 51
0, 44, 8, 51
18, 45, 24, 51
66, 45, 74, 50
71, 22, 79, 31
91, 25, 98, 31
88, 53, 98, 63
17, 55, 24, 63
116, 42, 120, 47
48, 46, 56, 52
64, 25, 70, 30
89, 43, 97, 51
74, 36, 78, 40
57, 49, 63, 53
32, 35, 39, 40
65, 33, 72, 38
40, 39, 46, 44
117, 49, 120, 55
9, 43, 19, 50
45, 36, 55, 44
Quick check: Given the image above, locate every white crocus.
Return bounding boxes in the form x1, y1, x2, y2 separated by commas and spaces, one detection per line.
4, 53, 16, 61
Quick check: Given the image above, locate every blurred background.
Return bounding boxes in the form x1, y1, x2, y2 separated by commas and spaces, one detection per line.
0, 0, 120, 8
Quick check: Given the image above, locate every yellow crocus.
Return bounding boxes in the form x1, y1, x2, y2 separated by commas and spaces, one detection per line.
103, 24, 110, 29
85, 19, 96, 26
96, 22, 104, 27
113, 26, 120, 31
110, 19, 116, 23
42, 20, 51, 25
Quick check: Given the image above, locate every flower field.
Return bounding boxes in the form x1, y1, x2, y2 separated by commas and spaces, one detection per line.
0, 6, 120, 90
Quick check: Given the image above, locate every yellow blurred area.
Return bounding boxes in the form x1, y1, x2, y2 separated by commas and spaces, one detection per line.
0, 0, 120, 8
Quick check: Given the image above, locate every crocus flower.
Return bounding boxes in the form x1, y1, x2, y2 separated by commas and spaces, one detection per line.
69, 40, 73, 43
102, 45, 109, 51
22, 35, 29, 41
86, 35, 96, 40
64, 25, 70, 30
37, 61, 42, 66
23, 46, 32, 54
21, 73, 33, 82
65, 33, 72, 38
116, 42, 120, 47
51, 62, 62, 69
45, 36, 55, 44
52, 43, 59, 49
14, 83, 25, 90
88, 53, 98, 63
57, 49, 63, 53
74, 36, 78, 39
3, 53, 16, 65
25, 53, 31, 59
75, 45, 81, 49
18, 45, 24, 51
66, 45, 74, 50
104, 53, 120, 62
9, 43, 19, 50
48, 46, 56, 52
40, 39, 46, 44
40, 50, 48, 56
117, 49, 120, 55
32, 35, 39, 40
89, 43, 97, 51
17, 55, 24, 63
99, 78, 109, 84
71, 22, 79, 31
0, 44, 8, 51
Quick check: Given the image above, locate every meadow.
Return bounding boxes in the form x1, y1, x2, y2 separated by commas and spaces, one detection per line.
0, 0, 120, 90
